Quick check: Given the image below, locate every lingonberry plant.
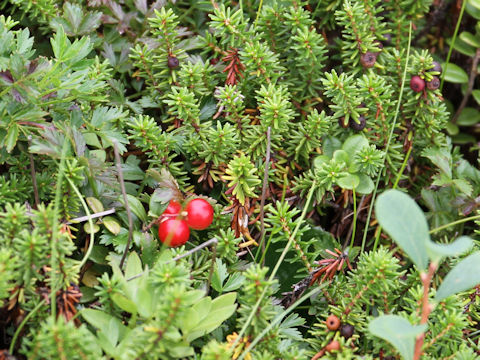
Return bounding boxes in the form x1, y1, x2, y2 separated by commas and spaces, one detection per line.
1, 0, 480, 359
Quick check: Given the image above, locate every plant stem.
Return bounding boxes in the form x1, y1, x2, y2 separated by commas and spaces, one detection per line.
452, 48, 480, 123
27, 136, 40, 209
50, 138, 69, 318
233, 181, 316, 350
239, 285, 326, 359
114, 141, 134, 270
349, 188, 357, 249
392, 144, 412, 189
9, 299, 46, 354
413, 262, 437, 360
66, 177, 95, 270
429, 213, 480, 234
258, 127, 271, 265
365, 22, 413, 253
440, 0, 467, 91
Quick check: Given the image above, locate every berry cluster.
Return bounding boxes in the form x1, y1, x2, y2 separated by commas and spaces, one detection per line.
158, 198, 214, 247
410, 61, 442, 93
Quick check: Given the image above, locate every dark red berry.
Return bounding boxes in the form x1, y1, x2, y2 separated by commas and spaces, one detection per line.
340, 324, 354, 339
349, 115, 366, 131
429, 61, 442, 73
210, 57, 220, 65
360, 52, 377, 68
426, 76, 440, 91
326, 315, 341, 331
410, 75, 425, 93
325, 340, 341, 352
167, 56, 180, 69
383, 33, 392, 45
338, 117, 349, 128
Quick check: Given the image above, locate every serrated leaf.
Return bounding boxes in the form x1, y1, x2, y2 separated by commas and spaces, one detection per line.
211, 260, 228, 292
4, 123, 19, 153
435, 252, 480, 301
222, 272, 246, 292
375, 190, 429, 270
369, 315, 426, 360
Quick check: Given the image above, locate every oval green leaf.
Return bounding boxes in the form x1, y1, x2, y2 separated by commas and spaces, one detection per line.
443, 63, 469, 84
369, 315, 427, 360
457, 107, 480, 126
435, 252, 480, 301
375, 190, 429, 270
426, 236, 473, 263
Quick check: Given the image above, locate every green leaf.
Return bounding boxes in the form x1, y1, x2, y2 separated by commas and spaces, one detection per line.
323, 136, 342, 158
103, 216, 121, 235
86, 197, 104, 213
4, 123, 19, 153
313, 155, 330, 170
457, 107, 480, 126
222, 272, 245, 292
211, 260, 228, 292
375, 190, 429, 270
369, 315, 427, 360
125, 252, 143, 280
186, 292, 237, 342
81, 309, 128, 339
435, 252, 480, 301
443, 63, 469, 84
119, 194, 147, 222
356, 173, 374, 194
342, 134, 369, 158
445, 122, 459, 136
112, 293, 137, 314
426, 236, 473, 263
337, 174, 360, 189
83, 222, 100, 234
473, 90, 480, 105
459, 31, 480, 48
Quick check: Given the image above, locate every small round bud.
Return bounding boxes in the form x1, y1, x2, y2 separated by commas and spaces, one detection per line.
340, 324, 354, 339
349, 115, 366, 131
430, 61, 442, 74
410, 75, 425, 93
360, 52, 377, 68
383, 33, 392, 45
338, 117, 349, 128
167, 56, 180, 69
426, 76, 440, 91
326, 315, 341, 331
325, 340, 341, 352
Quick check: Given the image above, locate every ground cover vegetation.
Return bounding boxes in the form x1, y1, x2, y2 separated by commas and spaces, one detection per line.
1, 0, 480, 358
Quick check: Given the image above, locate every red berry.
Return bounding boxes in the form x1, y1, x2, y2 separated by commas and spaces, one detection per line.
426, 76, 440, 91
163, 200, 182, 217
410, 75, 425, 93
326, 315, 341, 331
185, 199, 214, 230
158, 219, 190, 247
